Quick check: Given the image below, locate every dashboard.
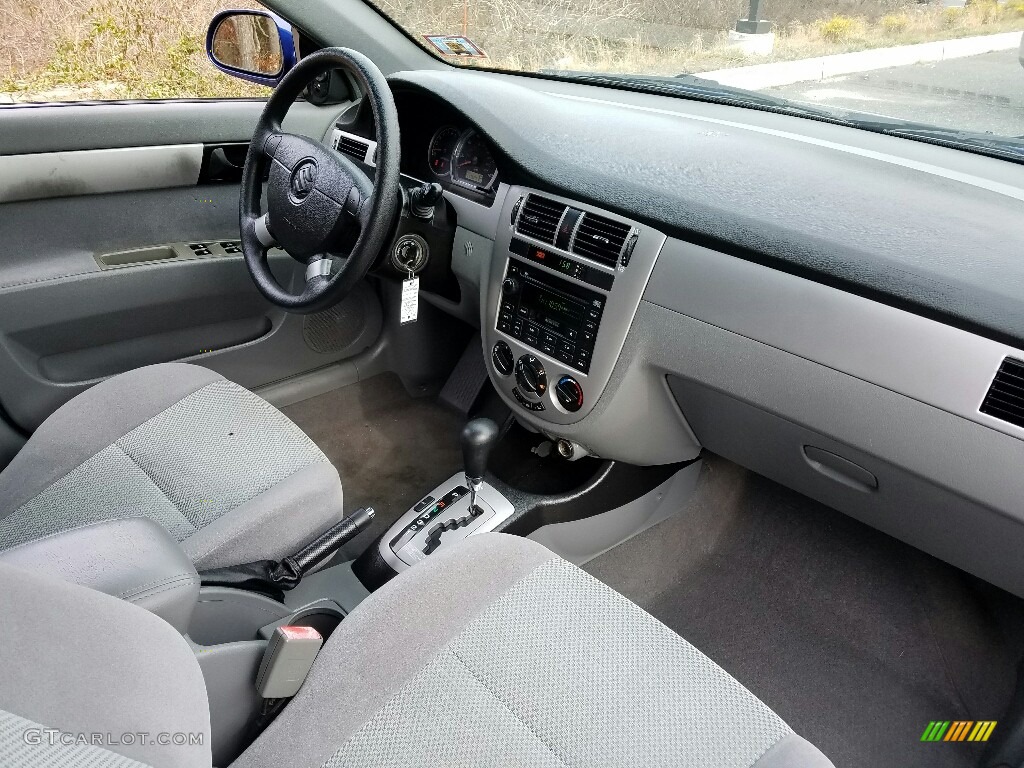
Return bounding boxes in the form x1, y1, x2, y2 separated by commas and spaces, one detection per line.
349, 71, 1024, 603
326, 68, 1024, 598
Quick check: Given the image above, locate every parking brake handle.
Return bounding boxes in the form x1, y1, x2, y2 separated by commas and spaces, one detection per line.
199, 507, 375, 601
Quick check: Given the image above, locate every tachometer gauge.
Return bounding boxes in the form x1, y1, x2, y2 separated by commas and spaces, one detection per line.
427, 125, 460, 177
451, 130, 498, 191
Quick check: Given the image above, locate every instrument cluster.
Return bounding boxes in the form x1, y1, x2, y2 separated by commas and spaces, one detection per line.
426, 125, 499, 196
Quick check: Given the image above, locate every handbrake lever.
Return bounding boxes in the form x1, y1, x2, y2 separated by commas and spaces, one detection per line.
200, 507, 375, 601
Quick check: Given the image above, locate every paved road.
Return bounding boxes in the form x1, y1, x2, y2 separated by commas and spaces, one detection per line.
765, 47, 1024, 137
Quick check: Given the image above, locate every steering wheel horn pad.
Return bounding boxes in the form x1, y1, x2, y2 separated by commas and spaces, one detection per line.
238, 48, 401, 314
264, 132, 371, 260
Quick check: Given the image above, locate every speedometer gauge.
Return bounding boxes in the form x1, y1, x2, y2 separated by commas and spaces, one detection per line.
427, 126, 460, 177
452, 130, 498, 191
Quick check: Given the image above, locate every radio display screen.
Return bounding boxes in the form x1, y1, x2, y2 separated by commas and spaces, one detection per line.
521, 282, 585, 334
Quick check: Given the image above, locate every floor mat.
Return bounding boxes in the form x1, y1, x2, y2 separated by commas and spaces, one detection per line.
585, 456, 1024, 768
282, 373, 464, 560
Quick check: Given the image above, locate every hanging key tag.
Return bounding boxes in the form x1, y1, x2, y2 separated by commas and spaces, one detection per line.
400, 270, 419, 325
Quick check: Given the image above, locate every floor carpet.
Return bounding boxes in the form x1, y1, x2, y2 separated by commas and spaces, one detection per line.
585, 455, 1024, 768
282, 373, 464, 561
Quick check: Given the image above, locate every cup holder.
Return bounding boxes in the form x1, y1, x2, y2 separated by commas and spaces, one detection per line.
189, 587, 346, 647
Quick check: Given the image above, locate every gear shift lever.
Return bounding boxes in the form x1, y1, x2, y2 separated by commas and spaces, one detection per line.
461, 418, 499, 514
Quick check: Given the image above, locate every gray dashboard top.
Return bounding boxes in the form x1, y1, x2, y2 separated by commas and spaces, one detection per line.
390, 68, 1024, 349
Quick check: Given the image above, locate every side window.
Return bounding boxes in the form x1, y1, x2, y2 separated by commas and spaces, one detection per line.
1, 0, 272, 103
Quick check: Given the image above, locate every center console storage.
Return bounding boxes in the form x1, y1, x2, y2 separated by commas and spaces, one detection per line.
187, 559, 370, 765
0, 517, 200, 633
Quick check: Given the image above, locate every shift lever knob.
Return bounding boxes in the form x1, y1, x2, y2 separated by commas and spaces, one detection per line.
461, 418, 499, 481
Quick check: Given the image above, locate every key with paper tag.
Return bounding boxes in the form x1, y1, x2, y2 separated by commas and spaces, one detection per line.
400, 274, 419, 325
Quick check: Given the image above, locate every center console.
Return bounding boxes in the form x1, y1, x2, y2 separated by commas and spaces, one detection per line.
375, 418, 516, 575
484, 187, 666, 428
379, 473, 514, 573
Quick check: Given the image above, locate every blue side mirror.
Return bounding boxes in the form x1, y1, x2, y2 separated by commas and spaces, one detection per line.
206, 10, 297, 87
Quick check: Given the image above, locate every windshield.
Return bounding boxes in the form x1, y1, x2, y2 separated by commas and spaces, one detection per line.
374, 0, 1024, 147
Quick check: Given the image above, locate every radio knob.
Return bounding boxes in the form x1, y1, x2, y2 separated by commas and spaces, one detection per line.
555, 376, 584, 412
492, 341, 514, 376
502, 276, 520, 296
515, 355, 547, 396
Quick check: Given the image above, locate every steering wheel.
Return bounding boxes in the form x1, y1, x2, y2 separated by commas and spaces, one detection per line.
239, 48, 401, 314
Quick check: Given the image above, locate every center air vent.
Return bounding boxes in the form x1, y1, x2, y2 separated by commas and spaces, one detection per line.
516, 195, 567, 245
335, 132, 372, 163
980, 357, 1024, 428
572, 212, 632, 267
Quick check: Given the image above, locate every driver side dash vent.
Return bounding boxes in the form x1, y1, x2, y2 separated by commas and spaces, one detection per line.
335, 132, 372, 163
516, 194, 567, 245
980, 357, 1024, 428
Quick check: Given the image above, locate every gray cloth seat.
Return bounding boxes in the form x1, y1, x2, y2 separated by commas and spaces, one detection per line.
0, 533, 834, 768
0, 363, 343, 569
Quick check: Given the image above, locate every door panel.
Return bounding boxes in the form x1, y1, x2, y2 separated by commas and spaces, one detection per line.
0, 99, 384, 434
0, 101, 337, 155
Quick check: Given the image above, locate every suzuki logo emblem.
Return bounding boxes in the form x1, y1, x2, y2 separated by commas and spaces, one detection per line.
290, 159, 317, 200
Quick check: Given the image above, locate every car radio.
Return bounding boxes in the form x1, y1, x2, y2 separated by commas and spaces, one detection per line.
496, 258, 605, 374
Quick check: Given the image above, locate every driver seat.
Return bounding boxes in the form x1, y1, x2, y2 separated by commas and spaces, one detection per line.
0, 362, 344, 569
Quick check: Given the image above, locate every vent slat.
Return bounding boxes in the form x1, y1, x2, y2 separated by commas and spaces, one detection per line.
527, 199, 566, 213
991, 374, 1024, 396
571, 211, 630, 267
577, 220, 630, 236
994, 368, 1024, 387
981, 357, 1024, 429
523, 211, 562, 223
985, 391, 1024, 416
516, 194, 567, 245
981, 402, 1024, 424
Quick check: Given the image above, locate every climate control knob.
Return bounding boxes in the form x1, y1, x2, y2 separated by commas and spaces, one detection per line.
555, 376, 585, 412
515, 354, 547, 396
502, 276, 520, 296
492, 341, 514, 376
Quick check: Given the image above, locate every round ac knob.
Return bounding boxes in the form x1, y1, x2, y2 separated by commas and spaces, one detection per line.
515, 354, 547, 396
554, 376, 584, 412
492, 341, 514, 376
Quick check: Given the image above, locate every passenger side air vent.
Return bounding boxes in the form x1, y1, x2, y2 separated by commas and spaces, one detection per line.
572, 212, 632, 267
336, 133, 371, 163
516, 195, 567, 245
980, 357, 1024, 428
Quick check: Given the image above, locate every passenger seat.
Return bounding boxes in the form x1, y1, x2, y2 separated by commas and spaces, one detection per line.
0, 534, 833, 767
